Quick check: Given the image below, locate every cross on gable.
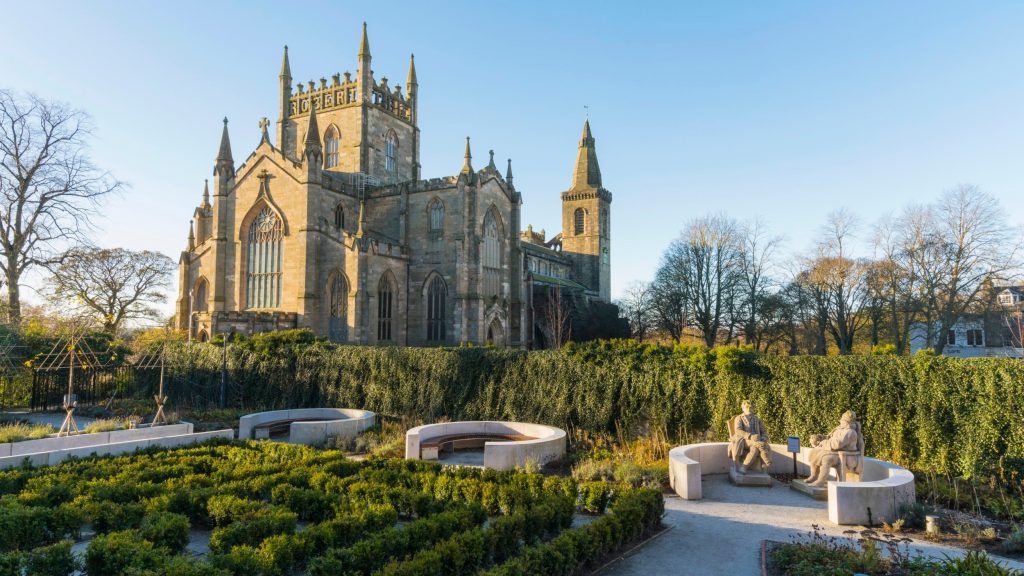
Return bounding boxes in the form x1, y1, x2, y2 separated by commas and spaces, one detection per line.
258, 117, 269, 131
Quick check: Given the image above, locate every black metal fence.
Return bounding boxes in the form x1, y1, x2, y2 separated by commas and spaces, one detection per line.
29, 365, 145, 411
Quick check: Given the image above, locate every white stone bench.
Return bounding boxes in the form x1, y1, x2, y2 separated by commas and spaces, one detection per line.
668, 441, 915, 525
0, 422, 194, 458
405, 421, 567, 471
237, 408, 375, 445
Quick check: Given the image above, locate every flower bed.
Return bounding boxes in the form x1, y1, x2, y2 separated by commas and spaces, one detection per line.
0, 439, 663, 575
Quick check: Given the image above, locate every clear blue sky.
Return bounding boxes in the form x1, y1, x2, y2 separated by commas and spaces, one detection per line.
3, 1, 1023, 314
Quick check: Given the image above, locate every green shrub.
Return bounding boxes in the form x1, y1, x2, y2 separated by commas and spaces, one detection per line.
0, 551, 22, 576
0, 497, 50, 551
84, 531, 165, 575
24, 540, 79, 576
1004, 525, 1024, 553
209, 507, 296, 553
87, 500, 145, 533
141, 511, 191, 553
898, 502, 929, 530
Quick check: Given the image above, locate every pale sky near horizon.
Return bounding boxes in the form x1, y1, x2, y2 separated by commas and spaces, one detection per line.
2, 1, 1023, 317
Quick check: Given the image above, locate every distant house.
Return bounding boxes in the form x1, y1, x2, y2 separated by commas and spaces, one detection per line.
909, 286, 1024, 358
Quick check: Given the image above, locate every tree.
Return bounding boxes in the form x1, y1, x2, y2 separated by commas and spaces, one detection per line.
45, 248, 174, 335
655, 215, 743, 347
617, 280, 655, 340
541, 286, 572, 349
0, 90, 122, 326
802, 210, 869, 354
737, 219, 782, 350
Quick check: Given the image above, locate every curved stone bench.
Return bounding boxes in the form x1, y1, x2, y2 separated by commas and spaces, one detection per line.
238, 408, 375, 445
668, 441, 915, 525
405, 421, 566, 471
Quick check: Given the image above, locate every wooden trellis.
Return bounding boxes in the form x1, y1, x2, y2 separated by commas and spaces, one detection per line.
32, 330, 111, 436
132, 334, 176, 426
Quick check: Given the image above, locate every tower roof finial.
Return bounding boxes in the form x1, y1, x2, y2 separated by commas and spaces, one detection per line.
359, 22, 371, 59
570, 118, 601, 191
215, 117, 234, 174
201, 179, 210, 207
407, 53, 417, 88
303, 96, 322, 163
506, 158, 514, 186
280, 45, 291, 79
488, 149, 496, 170
187, 220, 195, 251
462, 136, 473, 174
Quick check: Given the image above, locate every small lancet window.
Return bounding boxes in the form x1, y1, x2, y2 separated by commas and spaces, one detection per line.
429, 200, 444, 232
325, 126, 340, 168
574, 208, 586, 235
385, 131, 397, 175
334, 204, 345, 230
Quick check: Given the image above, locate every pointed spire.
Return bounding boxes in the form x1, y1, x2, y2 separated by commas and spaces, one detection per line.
217, 117, 233, 164
187, 220, 196, 251
506, 158, 514, 188
461, 137, 473, 174
280, 45, 291, 80
407, 54, 417, 89
570, 118, 602, 191
303, 97, 322, 165
201, 179, 210, 208
359, 22, 371, 59
487, 150, 496, 170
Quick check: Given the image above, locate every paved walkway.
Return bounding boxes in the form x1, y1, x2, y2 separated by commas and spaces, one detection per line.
603, 475, 1024, 575
1, 410, 97, 430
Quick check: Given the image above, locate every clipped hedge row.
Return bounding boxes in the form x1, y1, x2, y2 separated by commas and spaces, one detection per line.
163, 337, 1022, 476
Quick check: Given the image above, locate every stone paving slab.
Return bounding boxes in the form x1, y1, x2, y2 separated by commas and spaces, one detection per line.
602, 474, 1024, 575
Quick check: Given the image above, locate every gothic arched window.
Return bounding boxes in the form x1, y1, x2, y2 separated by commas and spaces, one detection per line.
325, 126, 340, 168
384, 131, 397, 174
574, 208, 585, 235
194, 278, 208, 312
483, 211, 502, 297
378, 273, 394, 341
426, 275, 446, 342
429, 199, 444, 233
246, 207, 283, 309
329, 273, 348, 318
334, 204, 345, 230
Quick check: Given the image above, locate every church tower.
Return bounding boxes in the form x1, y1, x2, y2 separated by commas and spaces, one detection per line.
561, 119, 611, 301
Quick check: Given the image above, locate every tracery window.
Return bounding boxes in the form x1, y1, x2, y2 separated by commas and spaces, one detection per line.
483, 211, 502, 297
194, 278, 208, 312
378, 274, 394, 341
385, 131, 397, 175
429, 200, 444, 232
574, 208, 585, 235
426, 275, 446, 342
246, 207, 283, 309
334, 204, 345, 230
329, 274, 348, 318
325, 126, 340, 168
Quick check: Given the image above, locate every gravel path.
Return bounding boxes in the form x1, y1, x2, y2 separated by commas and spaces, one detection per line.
602, 475, 1024, 575
1, 410, 97, 430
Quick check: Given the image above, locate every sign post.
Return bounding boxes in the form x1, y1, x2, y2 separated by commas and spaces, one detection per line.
787, 436, 800, 477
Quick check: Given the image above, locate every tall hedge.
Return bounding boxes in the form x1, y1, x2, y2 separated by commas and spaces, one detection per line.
160, 337, 1023, 478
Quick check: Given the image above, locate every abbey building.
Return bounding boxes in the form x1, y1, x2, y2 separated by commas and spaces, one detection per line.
175, 24, 620, 347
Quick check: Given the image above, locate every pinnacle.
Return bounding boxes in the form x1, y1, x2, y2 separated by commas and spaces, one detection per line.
304, 96, 321, 153
359, 22, 371, 59
280, 45, 291, 79
462, 136, 473, 174
407, 53, 417, 88
217, 117, 233, 165
570, 118, 601, 191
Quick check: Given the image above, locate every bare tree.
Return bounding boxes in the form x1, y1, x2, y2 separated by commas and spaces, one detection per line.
46, 248, 174, 335
0, 90, 122, 326
910, 185, 1021, 354
617, 280, 655, 341
542, 286, 572, 349
737, 218, 782, 350
655, 215, 743, 347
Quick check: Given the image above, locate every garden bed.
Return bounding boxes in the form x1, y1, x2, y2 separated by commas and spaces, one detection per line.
0, 439, 664, 575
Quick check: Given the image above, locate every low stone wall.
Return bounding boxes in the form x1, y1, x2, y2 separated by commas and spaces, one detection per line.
0, 429, 234, 470
237, 408, 375, 444
668, 441, 915, 525
0, 423, 194, 458
405, 421, 567, 471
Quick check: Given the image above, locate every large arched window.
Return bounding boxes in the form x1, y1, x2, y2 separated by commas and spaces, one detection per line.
429, 199, 444, 233
574, 208, 586, 235
384, 131, 397, 175
483, 211, 502, 297
325, 126, 340, 168
246, 207, 283, 309
378, 273, 395, 342
194, 278, 208, 312
426, 275, 446, 342
334, 203, 345, 230
327, 272, 348, 342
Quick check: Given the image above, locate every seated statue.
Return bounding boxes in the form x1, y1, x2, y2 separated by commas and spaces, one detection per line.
728, 400, 772, 474
805, 410, 864, 486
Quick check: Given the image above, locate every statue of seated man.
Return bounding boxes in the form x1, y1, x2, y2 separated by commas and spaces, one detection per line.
728, 400, 772, 474
805, 410, 864, 486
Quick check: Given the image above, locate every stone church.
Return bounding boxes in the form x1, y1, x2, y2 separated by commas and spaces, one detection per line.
175, 24, 619, 347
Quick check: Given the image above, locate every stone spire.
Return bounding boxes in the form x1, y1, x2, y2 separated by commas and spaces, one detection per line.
461, 137, 473, 174
200, 179, 210, 208
407, 54, 417, 91
280, 45, 291, 79
187, 220, 195, 251
214, 117, 234, 178
506, 158, 514, 189
487, 150, 496, 170
570, 119, 601, 191
358, 21, 371, 59
303, 97, 322, 165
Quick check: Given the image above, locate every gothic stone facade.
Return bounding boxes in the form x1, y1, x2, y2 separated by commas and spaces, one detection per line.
175, 25, 613, 347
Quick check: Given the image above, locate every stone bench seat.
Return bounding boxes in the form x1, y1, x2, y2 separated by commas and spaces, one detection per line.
406, 421, 567, 471
238, 408, 375, 445
419, 433, 532, 460
251, 418, 321, 439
